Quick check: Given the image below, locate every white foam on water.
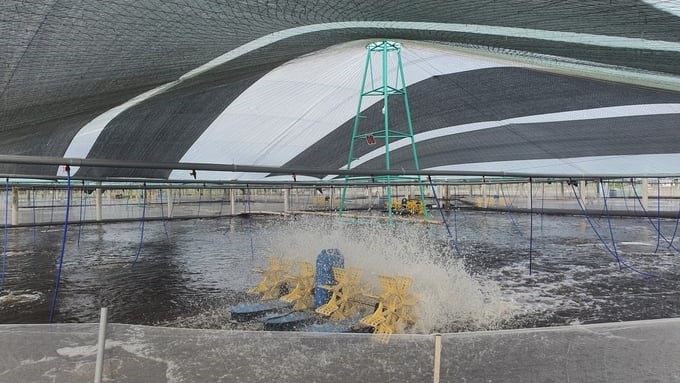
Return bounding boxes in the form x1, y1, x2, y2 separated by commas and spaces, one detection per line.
261, 216, 518, 333
0, 291, 42, 306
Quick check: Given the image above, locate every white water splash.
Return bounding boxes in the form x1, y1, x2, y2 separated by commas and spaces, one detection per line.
262, 216, 517, 333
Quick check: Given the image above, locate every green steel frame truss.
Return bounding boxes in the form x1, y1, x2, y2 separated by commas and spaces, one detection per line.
339, 40, 428, 221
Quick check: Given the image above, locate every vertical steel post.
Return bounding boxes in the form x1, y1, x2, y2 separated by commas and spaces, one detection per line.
10, 187, 19, 226
95, 182, 102, 222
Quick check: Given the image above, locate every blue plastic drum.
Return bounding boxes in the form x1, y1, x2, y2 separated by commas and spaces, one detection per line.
313, 248, 344, 308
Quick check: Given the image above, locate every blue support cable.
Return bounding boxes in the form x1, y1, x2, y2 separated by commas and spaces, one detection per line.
499, 183, 523, 236
570, 182, 655, 278
1, 178, 9, 292
132, 184, 147, 266
667, 203, 680, 249
427, 176, 461, 256
158, 188, 169, 240
600, 179, 623, 270
629, 178, 680, 254
49, 167, 72, 322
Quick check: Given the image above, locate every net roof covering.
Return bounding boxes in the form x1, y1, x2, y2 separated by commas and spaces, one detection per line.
1, 1, 680, 181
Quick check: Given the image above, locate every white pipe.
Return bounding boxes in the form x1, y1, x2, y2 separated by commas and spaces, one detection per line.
94, 307, 108, 383
433, 333, 442, 383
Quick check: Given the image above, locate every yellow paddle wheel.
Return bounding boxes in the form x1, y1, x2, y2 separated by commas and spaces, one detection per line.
361, 275, 419, 342
280, 261, 316, 310
315, 267, 364, 320
250, 257, 292, 299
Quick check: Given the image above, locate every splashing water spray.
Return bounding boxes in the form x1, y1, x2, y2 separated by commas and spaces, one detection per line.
262, 216, 517, 333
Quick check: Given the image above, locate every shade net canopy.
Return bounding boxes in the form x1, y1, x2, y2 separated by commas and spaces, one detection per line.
1, 1, 680, 180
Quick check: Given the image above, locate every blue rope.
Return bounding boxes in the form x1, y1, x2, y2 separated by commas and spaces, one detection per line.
667, 202, 680, 249
570, 182, 654, 277
600, 180, 622, 270
132, 184, 147, 266
1, 178, 9, 292
499, 183, 523, 236
427, 176, 461, 256
49, 168, 72, 322
629, 179, 680, 254
158, 188, 169, 240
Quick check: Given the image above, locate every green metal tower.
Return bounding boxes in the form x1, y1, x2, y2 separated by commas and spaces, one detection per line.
339, 40, 427, 221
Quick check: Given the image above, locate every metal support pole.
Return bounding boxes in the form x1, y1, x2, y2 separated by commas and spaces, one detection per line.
481, 183, 488, 209
95, 183, 102, 222
230, 189, 235, 215
11, 187, 19, 225
94, 307, 108, 383
167, 189, 174, 218
642, 177, 649, 210
283, 189, 289, 212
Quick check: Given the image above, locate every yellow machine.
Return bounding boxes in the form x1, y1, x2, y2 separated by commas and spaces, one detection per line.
248, 256, 419, 339
384, 198, 424, 215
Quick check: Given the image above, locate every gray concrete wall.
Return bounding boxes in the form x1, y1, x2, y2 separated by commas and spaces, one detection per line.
1, 318, 678, 382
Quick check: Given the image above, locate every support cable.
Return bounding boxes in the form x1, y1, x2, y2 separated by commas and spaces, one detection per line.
132, 183, 147, 266
570, 182, 654, 277
600, 179, 623, 270
667, 201, 680, 250
499, 183, 523, 236
427, 176, 461, 256
49, 167, 72, 322
630, 178, 680, 254
159, 189, 169, 240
